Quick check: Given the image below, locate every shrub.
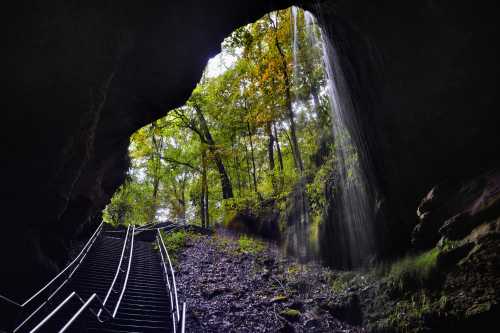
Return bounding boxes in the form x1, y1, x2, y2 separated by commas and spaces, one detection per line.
159, 229, 193, 261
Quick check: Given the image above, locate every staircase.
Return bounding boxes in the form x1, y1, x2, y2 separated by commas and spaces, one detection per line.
3, 223, 185, 333
88, 240, 172, 332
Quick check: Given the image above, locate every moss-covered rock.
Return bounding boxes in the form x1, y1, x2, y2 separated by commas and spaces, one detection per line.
280, 308, 301, 321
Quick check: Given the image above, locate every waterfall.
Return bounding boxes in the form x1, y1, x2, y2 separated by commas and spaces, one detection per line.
285, 8, 376, 267
304, 11, 376, 268
284, 6, 314, 263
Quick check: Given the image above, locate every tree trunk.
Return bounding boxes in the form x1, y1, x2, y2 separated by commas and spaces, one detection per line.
200, 147, 208, 227
273, 123, 285, 189
247, 122, 258, 194
271, 20, 304, 173
193, 105, 233, 199
204, 178, 209, 227
149, 122, 163, 224
243, 140, 252, 191
273, 123, 284, 172
266, 122, 275, 172
199, 191, 205, 228
232, 135, 242, 196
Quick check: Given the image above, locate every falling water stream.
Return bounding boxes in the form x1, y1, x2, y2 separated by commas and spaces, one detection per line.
288, 8, 376, 268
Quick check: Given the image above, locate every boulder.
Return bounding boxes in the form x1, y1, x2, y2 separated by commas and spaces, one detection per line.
412, 169, 500, 249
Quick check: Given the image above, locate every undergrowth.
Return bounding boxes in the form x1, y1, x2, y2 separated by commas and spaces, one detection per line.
237, 235, 266, 254
212, 234, 267, 255
159, 229, 198, 262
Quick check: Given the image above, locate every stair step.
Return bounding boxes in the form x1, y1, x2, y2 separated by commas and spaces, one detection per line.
118, 304, 171, 315
97, 323, 170, 332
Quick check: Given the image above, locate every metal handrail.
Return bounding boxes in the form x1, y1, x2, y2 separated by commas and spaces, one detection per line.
156, 229, 181, 325
24, 222, 103, 307
59, 293, 112, 333
0, 294, 22, 307
30, 226, 135, 333
29, 291, 114, 333
97, 225, 131, 319
135, 222, 156, 230
157, 235, 175, 325
160, 224, 182, 232
10, 222, 104, 332
29, 225, 183, 333
113, 225, 135, 317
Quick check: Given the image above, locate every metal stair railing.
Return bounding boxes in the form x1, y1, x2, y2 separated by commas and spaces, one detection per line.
156, 228, 187, 333
112, 225, 135, 318
97, 224, 131, 319
0, 222, 104, 332
30, 225, 136, 333
29, 291, 113, 333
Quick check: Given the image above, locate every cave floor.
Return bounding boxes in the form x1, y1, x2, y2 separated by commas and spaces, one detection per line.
175, 232, 364, 332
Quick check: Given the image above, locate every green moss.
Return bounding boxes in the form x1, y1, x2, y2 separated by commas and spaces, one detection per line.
270, 295, 288, 303
439, 238, 462, 252
331, 271, 357, 294
287, 263, 302, 276
387, 248, 440, 291
438, 295, 448, 311
308, 214, 321, 247
331, 279, 347, 293
280, 308, 301, 321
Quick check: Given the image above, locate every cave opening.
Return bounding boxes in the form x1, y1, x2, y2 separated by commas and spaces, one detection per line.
103, 6, 378, 270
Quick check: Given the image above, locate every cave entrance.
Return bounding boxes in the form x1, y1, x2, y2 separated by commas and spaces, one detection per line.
103, 6, 376, 268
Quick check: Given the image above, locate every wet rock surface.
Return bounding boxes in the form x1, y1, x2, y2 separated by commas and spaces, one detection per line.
412, 169, 500, 250
176, 232, 365, 332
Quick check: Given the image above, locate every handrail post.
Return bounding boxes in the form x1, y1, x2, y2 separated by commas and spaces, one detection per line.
181, 302, 186, 333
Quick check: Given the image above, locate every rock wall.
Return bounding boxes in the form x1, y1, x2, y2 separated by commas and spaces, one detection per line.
1, 0, 296, 300
340, 170, 500, 332
310, 0, 500, 259
2, 0, 500, 300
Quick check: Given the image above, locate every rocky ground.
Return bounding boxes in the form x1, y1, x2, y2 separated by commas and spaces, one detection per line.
175, 230, 365, 333
174, 170, 500, 332
174, 226, 499, 332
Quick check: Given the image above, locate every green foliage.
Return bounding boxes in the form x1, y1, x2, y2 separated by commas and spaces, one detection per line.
159, 229, 197, 262
237, 235, 266, 254
103, 180, 156, 226
384, 292, 433, 332
102, 7, 340, 243
330, 271, 357, 294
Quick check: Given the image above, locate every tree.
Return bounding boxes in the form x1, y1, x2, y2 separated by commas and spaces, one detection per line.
103, 7, 336, 235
